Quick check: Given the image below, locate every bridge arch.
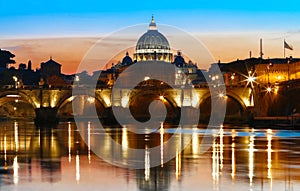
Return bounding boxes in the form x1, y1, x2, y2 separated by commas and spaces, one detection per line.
56, 94, 106, 119
198, 91, 247, 122
127, 88, 180, 122
0, 90, 37, 118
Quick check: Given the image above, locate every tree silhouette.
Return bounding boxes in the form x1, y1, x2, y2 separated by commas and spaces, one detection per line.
0, 49, 16, 68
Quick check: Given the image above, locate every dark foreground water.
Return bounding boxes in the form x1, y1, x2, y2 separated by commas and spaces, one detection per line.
0, 120, 300, 191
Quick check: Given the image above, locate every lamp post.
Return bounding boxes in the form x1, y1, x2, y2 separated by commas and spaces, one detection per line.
12, 76, 18, 88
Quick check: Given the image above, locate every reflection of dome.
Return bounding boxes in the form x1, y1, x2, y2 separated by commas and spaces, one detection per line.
134, 16, 173, 62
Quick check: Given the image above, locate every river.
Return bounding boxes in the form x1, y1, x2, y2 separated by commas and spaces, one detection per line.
0, 120, 300, 191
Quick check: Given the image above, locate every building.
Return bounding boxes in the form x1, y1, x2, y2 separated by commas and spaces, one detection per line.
255, 57, 300, 84
133, 16, 173, 62
40, 57, 62, 77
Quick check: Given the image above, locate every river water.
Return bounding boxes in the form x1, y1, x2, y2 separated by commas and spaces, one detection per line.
0, 120, 300, 191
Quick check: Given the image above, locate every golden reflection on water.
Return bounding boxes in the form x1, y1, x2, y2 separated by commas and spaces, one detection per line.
88, 121, 91, 163
192, 127, 199, 156
231, 130, 236, 180
267, 129, 273, 189
76, 153, 80, 183
144, 146, 150, 181
13, 156, 19, 185
14, 121, 19, 152
2, 121, 300, 190
248, 132, 254, 186
68, 122, 72, 163
160, 123, 164, 167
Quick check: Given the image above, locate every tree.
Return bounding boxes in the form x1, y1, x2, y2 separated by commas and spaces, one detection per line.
0, 49, 16, 68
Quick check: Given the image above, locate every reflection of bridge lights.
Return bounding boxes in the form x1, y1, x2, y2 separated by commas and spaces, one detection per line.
13, 156, 19, 185
267, 129, 272, 180
144, 76, 150, 81
76, 153, 80, 183
248, 135, 254, 186
145, 147, 150, 181
68, 122, 72, 163
219, 128, 224, 170
160, 123, 164, 167
175, 149, 181, 180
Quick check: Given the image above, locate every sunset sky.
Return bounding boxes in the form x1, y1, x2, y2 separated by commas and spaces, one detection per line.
1, 0, 300, 74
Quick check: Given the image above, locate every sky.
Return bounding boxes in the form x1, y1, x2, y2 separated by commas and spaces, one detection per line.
1, 0, 300, 74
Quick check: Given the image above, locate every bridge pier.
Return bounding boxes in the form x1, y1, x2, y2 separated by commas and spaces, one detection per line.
35, 107, 58, 126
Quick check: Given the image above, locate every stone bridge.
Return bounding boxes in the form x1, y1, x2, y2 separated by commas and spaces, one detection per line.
0, 84, 255, 124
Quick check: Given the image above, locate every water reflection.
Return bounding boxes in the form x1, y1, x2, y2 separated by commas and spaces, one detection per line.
249, 131, 254, 186
1, 121, 300, 190
267, 129, 273, 188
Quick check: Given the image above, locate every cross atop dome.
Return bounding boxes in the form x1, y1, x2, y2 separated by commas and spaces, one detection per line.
148, 15, 157, 31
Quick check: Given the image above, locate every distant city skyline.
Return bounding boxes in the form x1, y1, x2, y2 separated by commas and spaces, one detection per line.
1, 0, 300, 74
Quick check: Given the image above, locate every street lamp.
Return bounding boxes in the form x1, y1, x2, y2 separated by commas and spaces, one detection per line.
12, 76, 18, 88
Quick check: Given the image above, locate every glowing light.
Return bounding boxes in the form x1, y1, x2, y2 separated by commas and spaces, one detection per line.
122, 127, 128, 151
191, 93, 199, 108
267, 129, 272, 180
159, 95, 167, 103
274, 86, 279, 94
6, 95, 21, 98
87, 96, 95, 104
144, 76, 150, 81
76, 153, 80, 182
266, 87, 272, 93
175, 149, 181, 180
88, 122, 91, 163
277, 76, 281, 80
13, 156, 19, 185
160, 123, 164, 167
13, 76, 18, 82
231, 75, 235, 80
13, 107, 17, 111
103, 96, 111, 107
212, 139, 219, 183
247, 76, 255, 83
219, 128, 224, 170
231, 142, 236, 179
15, 99, 18, 103
192, 127, 199, 156
4, 135, 7, 166
248, 135, 254, 186
14, 121, 19, 152
145, 147, 150, 181
68, 122, 72, 163
121, 95, 129, 108
68, 96, 75, 102
74, 75, 80, 82
218, 93, 225, 98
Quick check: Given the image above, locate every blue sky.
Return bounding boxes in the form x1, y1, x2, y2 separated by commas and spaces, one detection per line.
1, 0, 300, 73
1, 0, 300, 37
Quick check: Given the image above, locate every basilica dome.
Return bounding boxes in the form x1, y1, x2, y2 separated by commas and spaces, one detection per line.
134, 16, 173, 62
